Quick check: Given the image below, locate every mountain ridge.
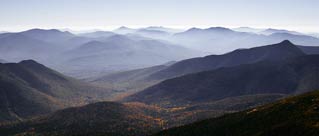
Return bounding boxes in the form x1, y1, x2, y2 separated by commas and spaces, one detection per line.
147, 40, 305, 80
125, 54, 319, 107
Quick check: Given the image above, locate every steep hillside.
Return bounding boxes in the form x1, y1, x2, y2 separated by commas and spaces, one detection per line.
148, 40, 305, 80
126, 55, 319, 107
154, 90, 319, 136
0, 60, 112, 122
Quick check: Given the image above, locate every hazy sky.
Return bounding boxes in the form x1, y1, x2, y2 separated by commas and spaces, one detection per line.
0, 0, 318, 32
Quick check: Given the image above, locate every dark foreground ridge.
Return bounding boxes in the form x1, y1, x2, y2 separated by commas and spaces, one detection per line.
154, 90, 319, 136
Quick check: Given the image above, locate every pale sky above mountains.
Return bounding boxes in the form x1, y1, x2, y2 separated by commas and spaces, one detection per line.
0, 0, 318, 32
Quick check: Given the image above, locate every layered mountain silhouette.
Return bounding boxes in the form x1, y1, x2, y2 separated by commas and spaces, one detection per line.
125, 54, 319, 107
154, 90, 319, 136
0, 60, 112, 122
2, 27, 319, 79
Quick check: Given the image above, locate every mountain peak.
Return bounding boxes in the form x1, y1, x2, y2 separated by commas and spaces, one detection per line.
19, 60, 44, 68
207, 27, 232, 31
278, 40, 294, 45
187, 27, 202, 32
19, 59, 38, 64
24, 28, 62, 33
117, 26, 132, 30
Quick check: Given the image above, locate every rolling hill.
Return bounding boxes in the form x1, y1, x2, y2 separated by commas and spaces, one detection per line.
154, 90, 319, 136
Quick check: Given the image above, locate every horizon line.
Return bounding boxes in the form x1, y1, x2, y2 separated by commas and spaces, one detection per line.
0, 25, 317, 34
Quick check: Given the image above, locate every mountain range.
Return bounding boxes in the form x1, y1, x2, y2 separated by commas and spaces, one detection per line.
1, 26, 319, 136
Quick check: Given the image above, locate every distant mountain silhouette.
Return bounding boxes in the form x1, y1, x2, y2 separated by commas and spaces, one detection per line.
153, 90, 319, 136
20, 28, 75, 43
125, 54, 319, 107
0, 28, 201, 78
169, 27, 319, 53
0, 33, 56, 61
0, 60, 112, 122
259, 28, 303, 35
